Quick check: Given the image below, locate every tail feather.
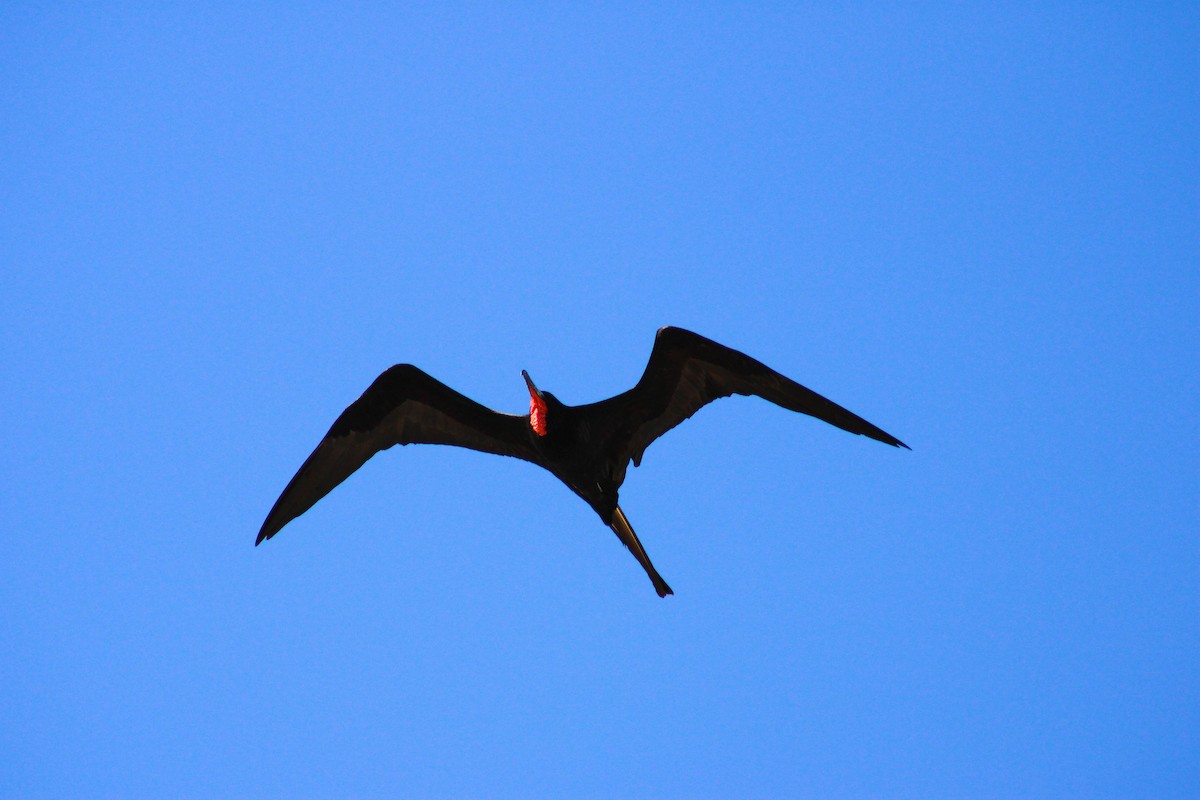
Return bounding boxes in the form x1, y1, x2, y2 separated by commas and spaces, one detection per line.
610, 506, 673, 598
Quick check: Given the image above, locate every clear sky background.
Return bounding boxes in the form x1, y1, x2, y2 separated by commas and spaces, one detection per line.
2, 4, 1196, 798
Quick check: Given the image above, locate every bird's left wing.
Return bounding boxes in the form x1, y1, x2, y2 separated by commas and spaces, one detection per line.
257, 365, 539, 544
578, 327, 908, 484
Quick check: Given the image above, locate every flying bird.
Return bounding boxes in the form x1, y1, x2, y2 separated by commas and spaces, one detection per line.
257, 326, 908, 597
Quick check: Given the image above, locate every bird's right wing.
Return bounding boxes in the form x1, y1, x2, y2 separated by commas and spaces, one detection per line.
257, 365, 539, 544
580, 327, 908, 480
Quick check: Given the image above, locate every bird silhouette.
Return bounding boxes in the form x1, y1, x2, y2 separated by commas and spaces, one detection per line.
258, 326, 908, 596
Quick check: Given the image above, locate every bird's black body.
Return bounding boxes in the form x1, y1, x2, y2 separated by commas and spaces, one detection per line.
258, 326, 908, 597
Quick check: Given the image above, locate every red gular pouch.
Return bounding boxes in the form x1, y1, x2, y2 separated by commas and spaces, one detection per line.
523, 370, 548, 437
529, 393, 547, 436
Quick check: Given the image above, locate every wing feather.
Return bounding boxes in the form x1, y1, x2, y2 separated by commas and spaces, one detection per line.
257, 365, 537, 544
582, 327, 908, 480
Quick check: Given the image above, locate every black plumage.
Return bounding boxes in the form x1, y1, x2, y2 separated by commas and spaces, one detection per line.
258, 326, 908, 597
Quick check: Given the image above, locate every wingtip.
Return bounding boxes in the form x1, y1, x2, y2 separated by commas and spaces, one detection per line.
868, 428, 909, 450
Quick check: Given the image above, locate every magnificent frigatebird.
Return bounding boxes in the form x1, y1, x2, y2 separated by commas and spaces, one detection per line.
257, 326, 907, 597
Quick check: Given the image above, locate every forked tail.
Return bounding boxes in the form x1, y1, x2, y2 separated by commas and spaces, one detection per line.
611, 506, 673, 598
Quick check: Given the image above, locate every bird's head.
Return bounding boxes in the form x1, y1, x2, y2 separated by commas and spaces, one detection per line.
522, 370, 549, 437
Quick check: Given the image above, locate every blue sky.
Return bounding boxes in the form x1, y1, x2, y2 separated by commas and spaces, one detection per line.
2, 4, 1196, 797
